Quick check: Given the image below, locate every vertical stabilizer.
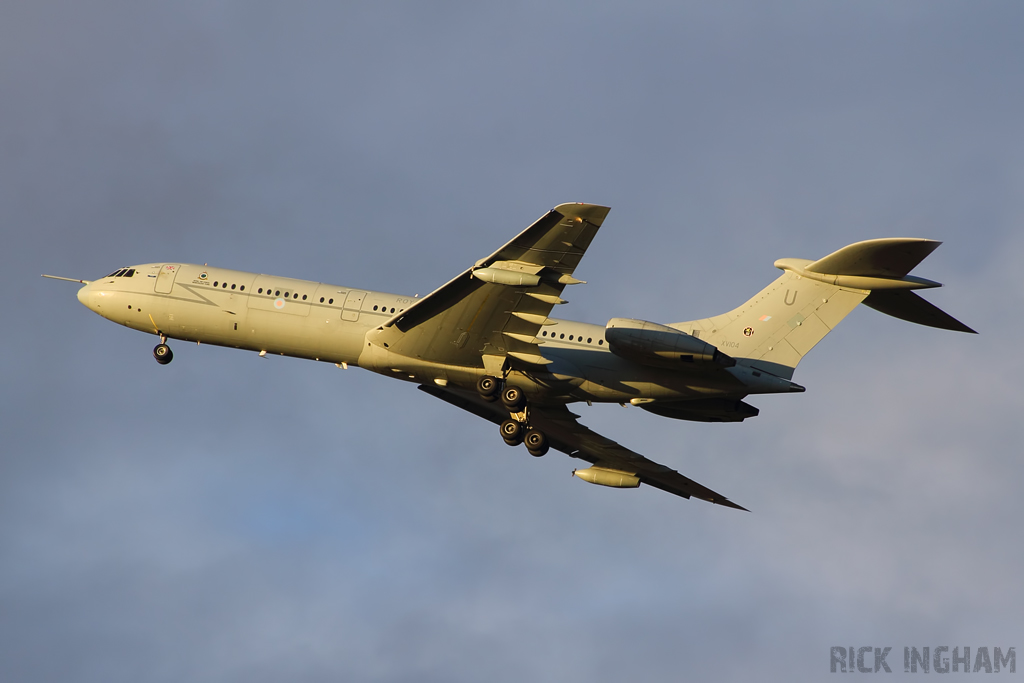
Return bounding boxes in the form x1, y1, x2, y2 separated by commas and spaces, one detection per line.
671, 238, 973, 379
672, 273, 865, 380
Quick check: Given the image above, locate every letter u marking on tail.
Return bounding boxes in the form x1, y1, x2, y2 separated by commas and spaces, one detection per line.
784, 289, 798, 306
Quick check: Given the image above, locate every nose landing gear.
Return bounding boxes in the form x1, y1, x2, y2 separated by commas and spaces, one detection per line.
153, 334, 173, 365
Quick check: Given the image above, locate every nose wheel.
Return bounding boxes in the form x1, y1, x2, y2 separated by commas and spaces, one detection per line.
153, 342, 173, 365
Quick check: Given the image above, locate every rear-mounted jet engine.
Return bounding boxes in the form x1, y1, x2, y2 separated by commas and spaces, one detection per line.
605, 318, 736, 369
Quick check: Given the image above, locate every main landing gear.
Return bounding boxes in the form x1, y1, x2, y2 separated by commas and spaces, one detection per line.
153, 334, 173, 365
500, 385, 526, 412
500, 418, 548, 457
479, 375, 549, 458
477, 376, 500, 402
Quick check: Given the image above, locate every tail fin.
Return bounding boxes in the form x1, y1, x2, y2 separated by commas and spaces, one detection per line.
672, 238, 974, 379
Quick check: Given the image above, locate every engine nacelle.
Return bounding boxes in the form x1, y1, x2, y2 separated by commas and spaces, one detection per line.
639, 398, 759, 423
605, 318, 735, 368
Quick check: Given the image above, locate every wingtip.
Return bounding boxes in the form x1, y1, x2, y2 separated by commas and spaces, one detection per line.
712, 498, 749, 512
950, 321, 978, 334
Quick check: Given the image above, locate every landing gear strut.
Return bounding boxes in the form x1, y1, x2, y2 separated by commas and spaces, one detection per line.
153, 334, 173, 365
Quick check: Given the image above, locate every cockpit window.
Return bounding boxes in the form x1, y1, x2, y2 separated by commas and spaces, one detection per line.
107, 268, 137, 277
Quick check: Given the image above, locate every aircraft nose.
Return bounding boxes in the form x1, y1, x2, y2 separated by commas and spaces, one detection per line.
77, 283, 96, 310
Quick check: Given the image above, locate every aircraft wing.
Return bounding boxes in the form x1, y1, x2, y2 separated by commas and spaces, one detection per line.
418, 384, 748, 511
374, 203, 610, 369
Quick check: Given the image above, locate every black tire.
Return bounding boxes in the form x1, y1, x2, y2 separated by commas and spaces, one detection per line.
153, 344, 173, 365
477, 375, 500, 402
501, 385, 526, 411
500, 419, 523, 445
524, 429, 548, 457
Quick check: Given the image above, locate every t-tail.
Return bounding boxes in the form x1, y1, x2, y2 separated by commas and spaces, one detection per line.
672, 238, 976, 380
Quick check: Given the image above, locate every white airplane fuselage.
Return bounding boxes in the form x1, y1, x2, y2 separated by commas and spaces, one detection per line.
56, 202, 970, 508
76, 262, 778, 405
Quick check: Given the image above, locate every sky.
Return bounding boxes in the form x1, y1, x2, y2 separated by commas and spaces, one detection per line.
2, 2, 1023, 681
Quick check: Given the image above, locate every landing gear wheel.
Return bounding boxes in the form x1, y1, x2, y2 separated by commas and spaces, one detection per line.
500, 419, 524, 445
153, 343, 173, 365
477, 375, 500, 402
524, 429, 549, 457
501, 385, 526, 411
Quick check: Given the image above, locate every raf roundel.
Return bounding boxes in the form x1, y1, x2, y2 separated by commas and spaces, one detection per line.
274, 298, 286, 310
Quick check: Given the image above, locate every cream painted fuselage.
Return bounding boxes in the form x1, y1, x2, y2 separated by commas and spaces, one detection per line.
77, 262, 763, 405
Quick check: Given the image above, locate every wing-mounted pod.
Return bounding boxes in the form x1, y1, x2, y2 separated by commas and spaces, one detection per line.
471, 260, 585, 288
572, 466, 640, 488
605, 318, 736, 369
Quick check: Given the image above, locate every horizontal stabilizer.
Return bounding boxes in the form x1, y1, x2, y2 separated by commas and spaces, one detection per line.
807, 238, 941, 278
862, 290, 977, 334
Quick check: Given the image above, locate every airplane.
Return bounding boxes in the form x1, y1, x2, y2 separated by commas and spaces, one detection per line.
44, 203, 975, 511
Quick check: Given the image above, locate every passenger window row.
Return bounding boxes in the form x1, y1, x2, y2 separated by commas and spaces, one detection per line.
255, 287, 317, 301
540, 330, 603, 345
174, 278, 406, 313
